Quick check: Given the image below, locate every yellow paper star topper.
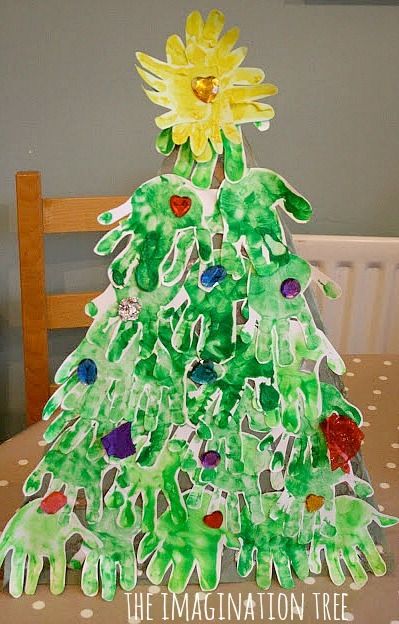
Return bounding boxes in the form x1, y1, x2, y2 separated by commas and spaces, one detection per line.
136, 9, 277, 185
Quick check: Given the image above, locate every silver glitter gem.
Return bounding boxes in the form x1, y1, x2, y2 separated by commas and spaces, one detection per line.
118, 297, 141, 321
300, 358, 317, 374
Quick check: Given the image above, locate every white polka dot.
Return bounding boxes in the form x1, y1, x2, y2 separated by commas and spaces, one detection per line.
80, 610, 93, 619
372, 389, 382, 395
129, 618, 141, 624
363, 421, 370, 427
386, 462, 396, 469
391, 443, 399, 449
0, 480, 9, 487
38, 440, 47, 446
137, 568, 143, 577
383, 360, 392, 366
346, 372, 355, 377
18, 459, 28, 466
196, 592, 207, 600
379, 482, 390, 489
353, 358, 361, 363
367, 405, 377, 411
377, 545, 384, 554
378, 505, 385, 512
244, 598, 256, 608
148, 585, 160, 594
349, 582, 361, 590
379, 375, 388, 381
32, 601, 45, 610
344, 386, 349, 393
304, 576, 316, 584
344, 613, 354, 622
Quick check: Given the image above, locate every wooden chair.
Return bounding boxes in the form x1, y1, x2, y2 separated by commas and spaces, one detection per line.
16, 170, 128, 426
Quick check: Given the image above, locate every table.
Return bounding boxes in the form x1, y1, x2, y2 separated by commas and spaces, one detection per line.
0, 355, 398, 623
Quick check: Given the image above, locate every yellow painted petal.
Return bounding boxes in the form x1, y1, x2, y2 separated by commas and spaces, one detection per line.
185, 42, 208, 66
143, 88, 170, 107
220, 47, 248, 72
190, 124, 208, 157
216, 27, 240, 56
136, 51, 173, 79
222, 123, 241, 144
172, 124, 190, 145
202, 9, 225, 44
155, 110, 179, 129
232, 67, 265, 85
166, 35, 187, 65
232, 102, 275, 124
210, 126, 223, 154
136, 66, 165, 92
196, 141, 213, 163
227, 83, 278, 103
186, 11, 204, 41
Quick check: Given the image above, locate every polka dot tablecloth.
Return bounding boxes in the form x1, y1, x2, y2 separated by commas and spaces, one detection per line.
0, 355, 398, 623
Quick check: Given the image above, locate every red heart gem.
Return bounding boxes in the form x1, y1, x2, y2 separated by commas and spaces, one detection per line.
170, 195, 192, 218
203, 510, 223, 529
40, 491, 68, 514
320, 413, 364, 473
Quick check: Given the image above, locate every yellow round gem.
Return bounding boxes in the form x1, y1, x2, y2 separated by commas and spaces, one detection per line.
191, 76, 219, 103
305, 494, 325, 513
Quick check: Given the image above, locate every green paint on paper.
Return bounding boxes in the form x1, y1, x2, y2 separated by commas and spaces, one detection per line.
2, 166, 397, 600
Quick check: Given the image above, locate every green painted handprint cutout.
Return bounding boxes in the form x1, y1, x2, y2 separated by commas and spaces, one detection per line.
193, 433, 270, 529
228, 493, 309, 589
105, 439, 191, 532
24, 432, 111, 523
277, 434, 345, 544
188, 330, 273, 431
309, 496, 398, 587
273, 323, 345, 433
0, 499, 98, 597
321, 382, 362, 426
138, 493, 225, 593
218, 168, 312, 277
96, 174, 212, 291
274, 431, 374, 544
170, 262, 247, 362
245, 254, 320, 365
70, 507, 139, 600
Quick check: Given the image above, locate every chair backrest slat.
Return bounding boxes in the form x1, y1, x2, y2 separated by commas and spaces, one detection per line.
46, 292, 101, 329
42, 196, 128, 233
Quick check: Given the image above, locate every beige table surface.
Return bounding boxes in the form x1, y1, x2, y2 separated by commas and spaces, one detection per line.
0, 355, 398, 624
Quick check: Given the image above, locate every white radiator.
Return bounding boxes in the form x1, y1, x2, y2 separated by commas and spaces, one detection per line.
292, 235, 399, 354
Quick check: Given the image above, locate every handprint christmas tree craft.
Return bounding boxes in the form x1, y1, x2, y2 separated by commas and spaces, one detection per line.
1, 8, 397, 600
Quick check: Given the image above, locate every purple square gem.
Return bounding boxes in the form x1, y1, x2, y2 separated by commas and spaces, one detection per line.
101, 422, 136, 459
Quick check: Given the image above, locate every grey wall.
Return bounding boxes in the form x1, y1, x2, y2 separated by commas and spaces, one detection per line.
1, 0, 399, 441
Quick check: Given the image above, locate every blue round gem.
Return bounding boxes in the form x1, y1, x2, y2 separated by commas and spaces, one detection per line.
189, 360, 217, 385
200, 265, 227, 288
77, 359, 97, 385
